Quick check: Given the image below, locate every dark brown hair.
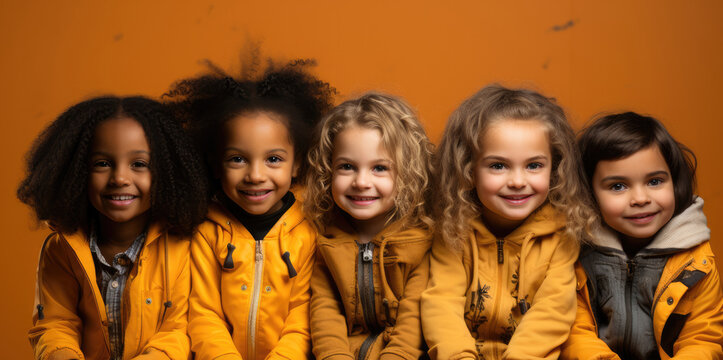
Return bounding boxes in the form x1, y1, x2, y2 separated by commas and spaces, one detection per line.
578, 111, 697, 216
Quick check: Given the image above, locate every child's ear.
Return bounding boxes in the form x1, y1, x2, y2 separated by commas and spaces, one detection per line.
292, 160, 300, 179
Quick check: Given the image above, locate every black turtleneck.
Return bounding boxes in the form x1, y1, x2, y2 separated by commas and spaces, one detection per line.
220, 192, 296, 240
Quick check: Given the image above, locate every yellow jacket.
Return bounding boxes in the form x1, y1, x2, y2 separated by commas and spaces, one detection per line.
189, 201, 316, 360
421, 204, 579, 360
310, 220, 432, 360
29, 223, 191, 360
562, 198, 723, 360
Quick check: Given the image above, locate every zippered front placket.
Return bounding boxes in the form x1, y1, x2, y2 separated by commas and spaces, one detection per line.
487, 238, 505, 358
247, 239, 264, 360
357, 242, 380, 360
622, 258, 637, 359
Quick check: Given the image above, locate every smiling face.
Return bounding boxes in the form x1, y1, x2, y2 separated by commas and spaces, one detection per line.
592, 145, 675, 243
331, 125, 396, 234
88, 117, 152, 227
474, 119, 552, 233
220, 112, 298, 215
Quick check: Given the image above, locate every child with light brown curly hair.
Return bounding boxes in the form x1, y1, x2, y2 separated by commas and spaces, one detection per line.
421, 84, 596, 359
305, 92, 434, 360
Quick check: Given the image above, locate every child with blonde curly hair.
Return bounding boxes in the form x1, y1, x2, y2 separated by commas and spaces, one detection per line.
421, 84, 595, 359
305, 93, 434, 360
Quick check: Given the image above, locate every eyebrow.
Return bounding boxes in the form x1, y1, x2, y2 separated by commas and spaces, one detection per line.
224, 147, 289, 154
90, 150, 150, 156
333, 156, 392, 164
482, 155, 548, 162
600, 170, 670, 182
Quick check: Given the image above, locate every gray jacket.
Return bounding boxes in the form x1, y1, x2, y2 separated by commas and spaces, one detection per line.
580, 197, 710, 359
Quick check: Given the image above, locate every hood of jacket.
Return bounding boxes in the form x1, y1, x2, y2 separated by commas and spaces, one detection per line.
591, 196, 709, 254
469, 202, 565, 246
318, 215, 432, 266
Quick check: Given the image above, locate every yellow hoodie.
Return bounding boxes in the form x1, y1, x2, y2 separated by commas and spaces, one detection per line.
29, 223, 191, 360
421, 204, 578, 360
310, 220, 432, 360
189, 201, 316, 360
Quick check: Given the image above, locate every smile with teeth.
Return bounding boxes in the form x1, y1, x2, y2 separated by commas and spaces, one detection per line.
103, 194, 138, 206
239, 189, 272, 201
347, 195, 379, 205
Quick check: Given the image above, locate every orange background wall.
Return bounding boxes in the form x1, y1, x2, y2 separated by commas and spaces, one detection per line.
2, 0, 722, 355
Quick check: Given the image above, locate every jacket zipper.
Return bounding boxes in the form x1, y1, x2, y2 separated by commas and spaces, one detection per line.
357, 242, 380, 360
247, 239, 264, 360
622, 258, 637, 359
488, 238, 505, 358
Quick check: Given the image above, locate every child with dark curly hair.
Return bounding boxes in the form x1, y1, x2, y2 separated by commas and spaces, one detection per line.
166, 58, 334, 360
18, 96, 209, 360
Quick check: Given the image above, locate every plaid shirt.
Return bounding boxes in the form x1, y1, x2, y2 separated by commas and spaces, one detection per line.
89, 230, 146, 360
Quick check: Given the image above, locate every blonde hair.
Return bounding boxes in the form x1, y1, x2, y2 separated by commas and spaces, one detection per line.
305, 92, 434, 231
435, 84, 596, 249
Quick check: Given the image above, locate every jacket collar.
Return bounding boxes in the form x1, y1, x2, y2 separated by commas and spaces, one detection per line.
320, 212, 431, 245
206, 198, 305, 239
469, 203, 565, 244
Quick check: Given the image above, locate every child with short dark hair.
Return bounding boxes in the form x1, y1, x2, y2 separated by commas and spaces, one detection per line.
166, 58, 334, 360
562, 112, 723, 359
19, 96, 208, 359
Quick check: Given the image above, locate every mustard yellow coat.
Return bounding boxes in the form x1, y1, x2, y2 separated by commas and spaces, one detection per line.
29, 223, 191, 360
310, 221, 432, 360
421, 204, 579, 360
189, 201, 316, 360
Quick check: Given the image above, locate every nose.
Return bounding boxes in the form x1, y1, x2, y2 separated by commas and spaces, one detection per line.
245, 161, 266, 183
506, 168, 526, 189
352, 171, 371, 189
109, 166, 131, 187
630, 186, 651, 206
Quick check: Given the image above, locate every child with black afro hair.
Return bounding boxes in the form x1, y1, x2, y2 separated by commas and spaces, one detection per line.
166, 55, 334, 359
18, 96, 208, 359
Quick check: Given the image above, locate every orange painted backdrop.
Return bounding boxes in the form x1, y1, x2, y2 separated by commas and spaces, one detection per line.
2, 0, 722, 355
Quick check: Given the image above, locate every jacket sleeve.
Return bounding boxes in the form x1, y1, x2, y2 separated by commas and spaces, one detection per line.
504, 232, 579, 360
189, 229, 242, 360
380, 252, 430, 360
309, 248, 354, 360
421, 237, 477, 360
266, 234, 316, 360
669, 254, 723, 359
560, 264, 621, 360
28, 235, 85, 360
138, 239, 192, 360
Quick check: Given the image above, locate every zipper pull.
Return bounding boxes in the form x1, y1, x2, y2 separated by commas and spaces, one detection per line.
255, 240, 263, 261
626, 259, 637, 278
497, 239, 504, 264
362, 244, 373, 262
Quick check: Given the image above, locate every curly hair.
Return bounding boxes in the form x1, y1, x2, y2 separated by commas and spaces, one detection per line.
17, 96, 209, 236
578, 112, 697, 217
164, 58, 335, 193
304, 92, 434, 232
435, 84, 596, 249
